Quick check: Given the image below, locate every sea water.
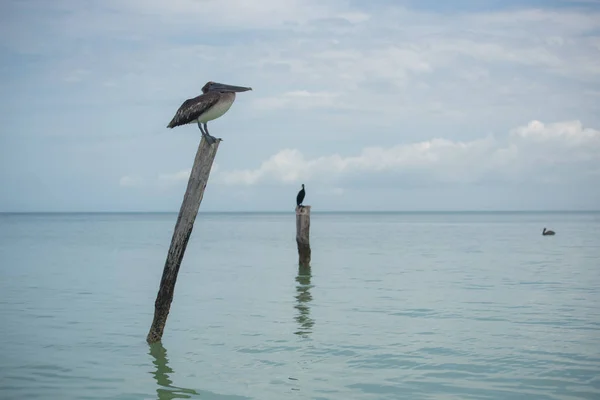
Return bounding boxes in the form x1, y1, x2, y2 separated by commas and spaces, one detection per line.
0, 211, 599, 399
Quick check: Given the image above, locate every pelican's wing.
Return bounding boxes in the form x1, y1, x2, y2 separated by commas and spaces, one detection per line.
167, 92, 220, 128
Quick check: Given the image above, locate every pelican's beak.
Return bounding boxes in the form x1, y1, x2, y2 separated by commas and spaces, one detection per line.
212, 83, 252, 92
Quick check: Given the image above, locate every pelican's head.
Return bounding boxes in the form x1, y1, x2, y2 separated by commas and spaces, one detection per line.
202, 81, 252, 94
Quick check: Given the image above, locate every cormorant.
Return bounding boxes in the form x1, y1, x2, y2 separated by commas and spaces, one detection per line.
167, 81, 252, 145
296, 184, 305, 208
542, 227, 555, 236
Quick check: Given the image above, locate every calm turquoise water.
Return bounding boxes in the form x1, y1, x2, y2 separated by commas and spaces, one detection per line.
1, 211, 599, 399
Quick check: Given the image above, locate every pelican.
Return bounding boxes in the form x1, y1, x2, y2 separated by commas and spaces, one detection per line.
167, 81, 252, 144
542, 227, 555, 236
296, 184, 305, 208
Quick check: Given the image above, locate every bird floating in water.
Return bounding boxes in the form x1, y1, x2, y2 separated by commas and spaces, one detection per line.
167, 81, 252, 145
296, 184, 306, 208
542, 227, 555, 236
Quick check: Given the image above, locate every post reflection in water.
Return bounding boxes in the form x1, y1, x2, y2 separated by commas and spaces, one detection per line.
294, 264, 315, 337
149, 342, 199, 400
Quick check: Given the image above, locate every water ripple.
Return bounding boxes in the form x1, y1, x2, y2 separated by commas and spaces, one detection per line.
1, 212, 600, 399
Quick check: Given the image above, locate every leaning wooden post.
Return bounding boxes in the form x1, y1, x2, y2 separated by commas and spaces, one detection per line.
296, 205, 311, 267
146, 136, 221, 344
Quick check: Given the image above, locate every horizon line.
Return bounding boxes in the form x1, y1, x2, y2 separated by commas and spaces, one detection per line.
1, 209, 599, 214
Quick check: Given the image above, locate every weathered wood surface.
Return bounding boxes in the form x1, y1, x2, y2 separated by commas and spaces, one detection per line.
147, 136, 221, 343
296, 205, 311, 267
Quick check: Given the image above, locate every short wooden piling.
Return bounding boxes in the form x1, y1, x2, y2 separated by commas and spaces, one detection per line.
146, 136, 221, 344
296, 205, 311, 267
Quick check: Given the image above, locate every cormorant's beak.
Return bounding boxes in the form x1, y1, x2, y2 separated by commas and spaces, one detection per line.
211, 83, 252, 92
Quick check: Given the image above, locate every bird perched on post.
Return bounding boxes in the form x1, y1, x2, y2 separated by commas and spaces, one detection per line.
296, 184, 306, 208
167, 81, 252, 145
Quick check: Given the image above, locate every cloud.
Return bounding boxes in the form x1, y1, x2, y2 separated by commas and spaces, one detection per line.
121, 165, 223, 190
157, 169, 191, 184
5, 1, 599, 123
253, 90, 344, 111
214, 120, 600, 187
119, 175, 144, 187
3, 0, 600, 212
110, 0, 344, 31
337, 12, 371, 24
117, 170, 190, 189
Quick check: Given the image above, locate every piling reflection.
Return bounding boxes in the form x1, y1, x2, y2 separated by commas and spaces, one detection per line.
149, 342, 199, 399
294, 264, 315, 337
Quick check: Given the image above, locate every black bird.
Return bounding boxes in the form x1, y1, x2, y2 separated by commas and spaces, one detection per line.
542, 227, 555, 236
296, 184, 305, 208
167, 81, 252, 145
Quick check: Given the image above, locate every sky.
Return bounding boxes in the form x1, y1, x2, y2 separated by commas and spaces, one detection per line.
0, 0, 599, 212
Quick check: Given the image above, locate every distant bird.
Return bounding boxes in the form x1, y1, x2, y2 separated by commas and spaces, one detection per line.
296, 184, 306, 208
542, 227, 555, 236
167, 81, 252, 145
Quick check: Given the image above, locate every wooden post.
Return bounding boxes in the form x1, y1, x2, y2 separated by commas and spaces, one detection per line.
296, 205, 311, 267
146, 136, 221, 344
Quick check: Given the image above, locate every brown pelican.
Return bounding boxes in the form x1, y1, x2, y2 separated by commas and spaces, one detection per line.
167, 81, 252, 144
296, 184, 305, 208
542, 227, 555, 236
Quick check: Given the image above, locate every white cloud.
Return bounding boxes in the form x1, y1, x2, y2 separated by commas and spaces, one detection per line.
253, 90, 344, 111
119, 175, 144, 187
7, 1, 599, 123
3, 1, 600, 212
214, 120, 600, 186
337, 12, 371, 24
56, 0, 347, 39
118, 169, 192, 190
157, 169, 191, 184
124, 165, 222, 190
